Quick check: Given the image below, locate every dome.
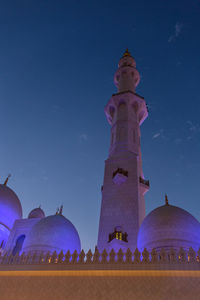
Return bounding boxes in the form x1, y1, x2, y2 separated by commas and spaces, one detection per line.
28, 207, 45, 219
23, 214, 81, 254
0, 184, 22, 230
137, 203, 200, 252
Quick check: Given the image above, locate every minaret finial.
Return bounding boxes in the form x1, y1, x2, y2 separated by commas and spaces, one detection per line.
4, 174, 11, 186
123, 48, 131, 57
165, 194, 169, 205
59, 205, 63, 215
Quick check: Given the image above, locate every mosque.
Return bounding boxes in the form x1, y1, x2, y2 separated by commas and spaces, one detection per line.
0, 50, 200, 300
0, 49, 200, 259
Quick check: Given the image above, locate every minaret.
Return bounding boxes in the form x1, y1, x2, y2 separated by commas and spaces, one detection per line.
97, 49, 149, 252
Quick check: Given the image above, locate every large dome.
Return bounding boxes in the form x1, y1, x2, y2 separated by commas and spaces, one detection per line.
137, 203, 200, 252
0, 184, 22, 230
23, 214, 81, 254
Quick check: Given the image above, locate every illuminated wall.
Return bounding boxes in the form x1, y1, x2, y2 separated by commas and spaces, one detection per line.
0, 270, 200, 300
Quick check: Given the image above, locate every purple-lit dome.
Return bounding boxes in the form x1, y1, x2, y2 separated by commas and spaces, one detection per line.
23, 214, 81, 254
28, 207, 45, 219
0, 184, 22, 230
137, 204, 200, 252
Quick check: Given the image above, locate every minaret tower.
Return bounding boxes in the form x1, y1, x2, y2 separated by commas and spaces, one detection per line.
97, 49, 149, 252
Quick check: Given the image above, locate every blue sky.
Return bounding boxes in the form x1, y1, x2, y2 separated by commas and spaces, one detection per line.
0, 0, 200, 251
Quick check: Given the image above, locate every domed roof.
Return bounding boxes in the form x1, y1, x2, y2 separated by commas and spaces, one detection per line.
137, 201, 200, 252
23, 214, 81, 254
0, 184, 22, 230
28, 207, 45, 219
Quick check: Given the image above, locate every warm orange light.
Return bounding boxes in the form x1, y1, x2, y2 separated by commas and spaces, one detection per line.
0, 270, 200, 277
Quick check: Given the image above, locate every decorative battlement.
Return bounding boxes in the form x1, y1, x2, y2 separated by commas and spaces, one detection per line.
1, 247, 200, 268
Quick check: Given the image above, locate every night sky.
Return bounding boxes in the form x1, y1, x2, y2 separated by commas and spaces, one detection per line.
0, 0, 200, 251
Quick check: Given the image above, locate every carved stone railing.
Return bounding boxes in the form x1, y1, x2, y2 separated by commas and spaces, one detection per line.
0, 247, 200, 266
139, 176, 150, 187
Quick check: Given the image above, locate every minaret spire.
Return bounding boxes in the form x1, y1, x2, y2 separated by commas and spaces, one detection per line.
165, 194, 169, 205
4, 174, 11, 186
123, 48, 131, 57
97, 50, 149, 253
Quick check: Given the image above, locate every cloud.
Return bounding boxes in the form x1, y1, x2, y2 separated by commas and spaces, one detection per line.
176, 61, 182, 67
79, 133, 88, 141
152, 129, 166, 140
174, 138, 182, 144
187, 120, 200, 132
52, 104, 61, 112
168, 22, 183, 43
186, 136, 192, 141
152, 133, 160, 139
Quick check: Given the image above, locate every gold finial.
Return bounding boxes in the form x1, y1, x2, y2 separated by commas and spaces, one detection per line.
165, 194, 169, 206
59, 205, 63, 215
4, 174, 11, 186
123, 48, 131, 57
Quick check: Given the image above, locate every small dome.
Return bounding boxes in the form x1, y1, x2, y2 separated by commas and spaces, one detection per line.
0, 184, 22, 230
137, 204, 200, 252
23, 214, 81, 254
28, 207, 45, 219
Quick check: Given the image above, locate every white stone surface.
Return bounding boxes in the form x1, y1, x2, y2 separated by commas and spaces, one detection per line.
0, 184, 22, 230
23, 214, 81, 255
97, 52, 149, 252
4, 218, 41, 255
137, 204, 200, 251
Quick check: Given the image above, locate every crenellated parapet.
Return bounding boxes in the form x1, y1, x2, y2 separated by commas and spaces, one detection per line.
1, 247, 200, 269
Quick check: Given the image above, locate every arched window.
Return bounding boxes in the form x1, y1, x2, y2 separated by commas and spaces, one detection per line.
12, 234, 26, 256
117, 102, 127, 120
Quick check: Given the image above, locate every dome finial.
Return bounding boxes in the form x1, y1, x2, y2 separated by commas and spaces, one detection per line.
165, 194, 169, 206
4, 174, 11, 186
59, 205, 63, 215
123, 48, 131, 57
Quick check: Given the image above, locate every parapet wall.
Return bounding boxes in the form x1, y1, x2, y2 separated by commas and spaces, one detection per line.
0, 248, 200, 299
1, 247, 200, 270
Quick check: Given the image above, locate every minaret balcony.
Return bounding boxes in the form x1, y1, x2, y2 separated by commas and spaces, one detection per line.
139, 176, 150, 194
112, 168, 128, 185
108, 227, 128, 243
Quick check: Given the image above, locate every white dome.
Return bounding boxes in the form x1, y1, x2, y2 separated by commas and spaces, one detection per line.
28, 207, 45, 219
137, 204, 200, 252
23, 214, 81, 254
0, 184, 22, 230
